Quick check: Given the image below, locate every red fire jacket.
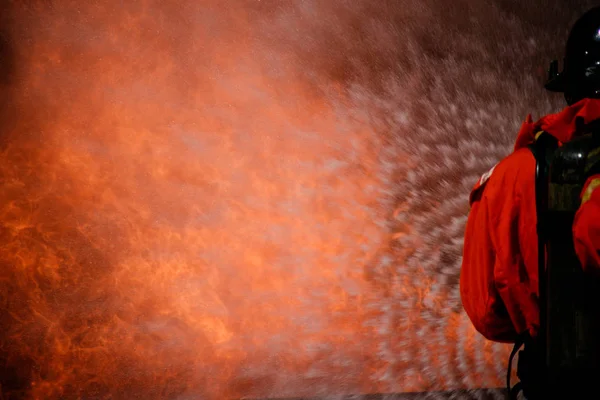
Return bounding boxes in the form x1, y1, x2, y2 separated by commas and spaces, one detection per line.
460, 98, 600, 343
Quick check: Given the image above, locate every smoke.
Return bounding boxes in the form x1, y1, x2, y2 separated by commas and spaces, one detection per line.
0, 0, 597, 399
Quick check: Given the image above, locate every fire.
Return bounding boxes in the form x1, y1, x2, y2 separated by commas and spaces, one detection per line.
0, 1, 510, 399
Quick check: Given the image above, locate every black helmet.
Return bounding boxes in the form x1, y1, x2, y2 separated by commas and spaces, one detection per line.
545, 6, 600, 105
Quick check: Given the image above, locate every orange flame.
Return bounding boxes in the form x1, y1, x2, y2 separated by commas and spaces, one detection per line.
0, 1, 509, 399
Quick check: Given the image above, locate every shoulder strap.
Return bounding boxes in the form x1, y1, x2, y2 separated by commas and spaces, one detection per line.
507, 132, 558, 399
528, 131, 558, 346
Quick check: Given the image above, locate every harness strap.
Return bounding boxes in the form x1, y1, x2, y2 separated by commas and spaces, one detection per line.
507, 131, 558, 400
506, 332, 527, 399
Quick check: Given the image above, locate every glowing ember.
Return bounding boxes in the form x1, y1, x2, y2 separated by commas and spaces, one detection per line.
0, 1, 580, 399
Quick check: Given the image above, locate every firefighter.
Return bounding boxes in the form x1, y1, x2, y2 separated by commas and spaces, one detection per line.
460, 5, 600, 347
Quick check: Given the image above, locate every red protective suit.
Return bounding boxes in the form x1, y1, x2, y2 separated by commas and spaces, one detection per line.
460, 98, 600, 343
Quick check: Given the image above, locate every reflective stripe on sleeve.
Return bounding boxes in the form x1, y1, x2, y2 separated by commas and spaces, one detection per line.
582, 178, 600, 205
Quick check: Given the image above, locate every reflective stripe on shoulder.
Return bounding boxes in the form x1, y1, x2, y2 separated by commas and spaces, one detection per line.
469, 163, 498, 206
535, 130, 544, 140
582, 178, 600, 205
479, 163, 497, 186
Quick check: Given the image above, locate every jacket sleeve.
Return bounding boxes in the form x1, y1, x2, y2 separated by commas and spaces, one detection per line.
573, 175, 600, 273
490, 150, 539, 340
460, 149, 539, 342
460, 188, 518, 343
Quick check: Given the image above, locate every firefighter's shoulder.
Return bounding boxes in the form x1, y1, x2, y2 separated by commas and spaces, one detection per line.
469, 162, 498, 205
469, 149, 534, 205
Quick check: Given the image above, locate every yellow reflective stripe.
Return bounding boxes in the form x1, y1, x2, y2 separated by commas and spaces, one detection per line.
535, 131, 544, 140
588, 147, 600, 160
582, 178, 600, 205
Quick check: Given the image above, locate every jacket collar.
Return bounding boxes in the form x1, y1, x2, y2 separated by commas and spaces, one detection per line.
513, 98, 600, 151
